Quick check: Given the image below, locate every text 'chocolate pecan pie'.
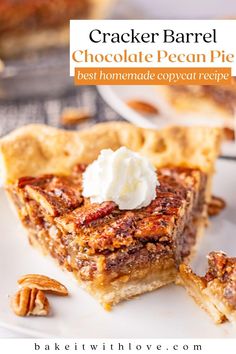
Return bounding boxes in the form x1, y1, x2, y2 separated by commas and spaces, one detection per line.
0, 122, 222, 307
178, 252, 236, 328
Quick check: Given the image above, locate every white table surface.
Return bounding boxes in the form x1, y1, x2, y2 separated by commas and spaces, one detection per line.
0, 327, 30, 338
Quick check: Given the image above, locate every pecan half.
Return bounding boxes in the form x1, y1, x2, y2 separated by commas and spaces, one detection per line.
61, 107, 92, 126
17, 175, 54, 189
11, 287, 50, 317
55, 201, 116, 233
223, 127, 235, 141
208, 196, 226, 217
25, 185, 62, 216
126, 100, 159, 115
18, 274, 68, 296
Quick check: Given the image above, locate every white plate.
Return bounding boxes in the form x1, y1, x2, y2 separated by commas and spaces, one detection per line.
98, 85, 236, 158
0, 159, 236, 338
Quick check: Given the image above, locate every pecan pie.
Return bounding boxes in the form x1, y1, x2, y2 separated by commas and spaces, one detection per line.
156, 82, 236, 133
0, 0, 113, 58
0, 122, 222, 307
178, 252, 236, 327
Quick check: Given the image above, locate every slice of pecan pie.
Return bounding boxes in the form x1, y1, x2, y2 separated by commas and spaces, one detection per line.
178, 252, 236, 327
156, 83, 236, 135
0, 0, 113, 58
0, 122, 222, 307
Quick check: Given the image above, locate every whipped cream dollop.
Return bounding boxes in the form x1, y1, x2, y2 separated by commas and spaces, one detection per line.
82, 147, 159, 210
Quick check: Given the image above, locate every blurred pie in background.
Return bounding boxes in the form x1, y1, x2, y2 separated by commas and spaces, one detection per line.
0, 0, 114, 58
156, 82, 236, 140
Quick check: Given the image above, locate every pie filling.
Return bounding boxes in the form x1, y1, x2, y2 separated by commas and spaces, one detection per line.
178, 252, 236, 325
8, 164, 207, 306
0, 0, 91, 37
168, 82, 236, 114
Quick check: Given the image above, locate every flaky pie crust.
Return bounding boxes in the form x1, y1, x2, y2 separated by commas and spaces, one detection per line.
0, 122, 222, 185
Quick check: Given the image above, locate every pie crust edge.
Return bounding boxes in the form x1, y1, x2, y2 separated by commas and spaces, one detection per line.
0, 121, 222, 185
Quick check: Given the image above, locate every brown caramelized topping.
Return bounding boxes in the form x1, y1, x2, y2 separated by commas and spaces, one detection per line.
10, 164, 206, 259
205, 252, 236, 308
